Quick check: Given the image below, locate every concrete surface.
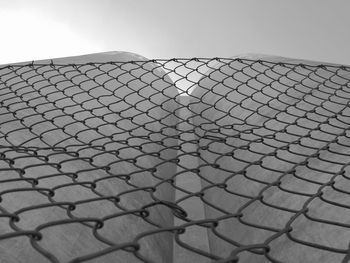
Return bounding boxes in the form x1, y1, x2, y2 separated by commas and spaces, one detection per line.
0, 51, 179, 263
174, 95, 210, 263
190, 54, 350, 262
2, 52, 349, 263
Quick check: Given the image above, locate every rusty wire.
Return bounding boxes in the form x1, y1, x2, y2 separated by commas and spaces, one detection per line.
0, 57, 350, 262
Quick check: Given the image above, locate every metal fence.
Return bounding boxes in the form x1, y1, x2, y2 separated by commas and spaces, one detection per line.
0, 57, 350, 263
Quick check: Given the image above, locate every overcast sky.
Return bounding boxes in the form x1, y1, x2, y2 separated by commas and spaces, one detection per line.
0, 0, 350, 65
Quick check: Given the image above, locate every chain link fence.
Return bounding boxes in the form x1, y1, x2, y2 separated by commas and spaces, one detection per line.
0, 55, 350, 263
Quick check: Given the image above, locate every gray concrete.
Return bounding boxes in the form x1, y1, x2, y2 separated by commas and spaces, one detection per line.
0, 52, 179, 263
190, 54, 350, 263
174, 95, 210, 263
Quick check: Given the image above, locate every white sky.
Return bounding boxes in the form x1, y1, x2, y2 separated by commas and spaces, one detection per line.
0, 0, 350, 65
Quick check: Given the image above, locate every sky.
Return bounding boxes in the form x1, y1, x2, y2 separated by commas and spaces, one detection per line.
0, 0, 350, 65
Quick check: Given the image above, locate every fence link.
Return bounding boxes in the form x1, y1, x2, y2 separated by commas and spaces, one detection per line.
0, 55, 350, 263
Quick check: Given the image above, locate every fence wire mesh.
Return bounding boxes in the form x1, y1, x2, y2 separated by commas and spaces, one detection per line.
0, 57, 350, 263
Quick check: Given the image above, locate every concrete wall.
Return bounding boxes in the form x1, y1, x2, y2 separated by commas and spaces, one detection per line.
173, 95, 210, 263
1, 53, 350, 262
0, 51, 179, 262
190, 55, 350, 262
